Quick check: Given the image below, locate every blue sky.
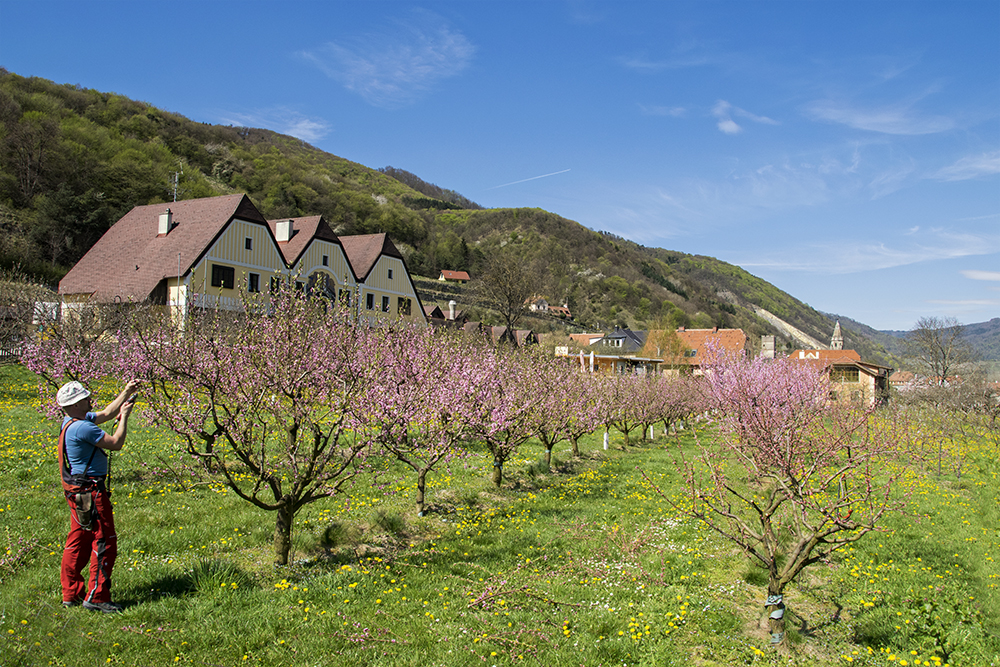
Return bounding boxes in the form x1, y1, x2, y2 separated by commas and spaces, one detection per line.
2, 0, 998, 330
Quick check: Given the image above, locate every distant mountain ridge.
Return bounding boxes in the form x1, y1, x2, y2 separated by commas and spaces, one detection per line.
0, 69, 897, 364
828, 315, 1000, 363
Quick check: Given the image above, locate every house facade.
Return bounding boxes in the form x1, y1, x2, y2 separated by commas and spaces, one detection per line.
339, 234, 425, 326
527, 296, 549, 312
646, 327, 750, 375
788, 349, 892, 406
555, 349, 661, 376
601, 327, 647, 353
58, 194, 427, 327
569, 332, 605, 347
438, 270, 470, 283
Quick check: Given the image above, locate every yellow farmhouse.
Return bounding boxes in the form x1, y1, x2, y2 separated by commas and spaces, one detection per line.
58, 193, 427, 327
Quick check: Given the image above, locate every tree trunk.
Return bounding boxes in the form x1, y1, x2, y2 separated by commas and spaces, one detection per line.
492, 457, 503, 487
765, 579, 787, 648
544, 445, 553, 470
571, 436, 581, 457
273, 498, 294, 566
416, 469, 427, 516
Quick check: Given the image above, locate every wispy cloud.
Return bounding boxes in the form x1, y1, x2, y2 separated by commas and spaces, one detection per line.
600, 161, 832, 244
300, 11, 474, 109
867, 161, 916, 199
712, 100, 778, 135
737, 229, 1000, 275
926, 299, 1000, 306
805, 98, 955, 135
713, 101, 741, 134
567, 0, 607, 25
639, 104, 686, 117
618, 55, 713, 72
932, 151, 1000, 181
962, 270, 1000, 281
217, 108, 330, 143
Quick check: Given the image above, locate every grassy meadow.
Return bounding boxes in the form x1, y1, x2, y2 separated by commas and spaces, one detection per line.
1, 364, 998, 666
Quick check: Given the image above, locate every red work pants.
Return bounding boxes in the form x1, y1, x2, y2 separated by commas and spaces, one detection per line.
61, 488, 117, 604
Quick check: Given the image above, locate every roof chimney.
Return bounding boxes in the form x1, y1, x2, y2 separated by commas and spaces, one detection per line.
158, 208, 172, 236
448, 300, 456, 321
276, 219, 294, 242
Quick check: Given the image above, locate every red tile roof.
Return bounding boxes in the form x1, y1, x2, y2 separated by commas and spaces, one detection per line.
439, 270, 470, 281
338, 233, 402, 281
788, 349, 892, 376
661, 328, 748, 363
266, 216, 340, 266
570, 333, 604, 347
59, 194, 265, 300
423, 304, 445, 319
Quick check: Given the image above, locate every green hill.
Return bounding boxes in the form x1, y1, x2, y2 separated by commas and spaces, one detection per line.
831, 314, 1000, 365
0, 69, 894, 363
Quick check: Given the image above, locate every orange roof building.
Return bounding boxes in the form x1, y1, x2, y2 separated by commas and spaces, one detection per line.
646, 327, 750, 375
788, 348, 892, 406
438, 270, 470, 282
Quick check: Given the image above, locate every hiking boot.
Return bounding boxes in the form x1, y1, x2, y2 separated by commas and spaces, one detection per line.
62, 599, 81, 608
82, 600, 123, 614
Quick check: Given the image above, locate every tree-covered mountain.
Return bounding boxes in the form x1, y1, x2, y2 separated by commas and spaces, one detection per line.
0, 70, 896, 363
831, 314, 1000, 364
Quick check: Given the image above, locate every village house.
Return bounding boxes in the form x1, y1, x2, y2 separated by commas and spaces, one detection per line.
788, 349, 892, 406
889, 370, 918, 391
548, 305, 572, 319
786, 323, 892, 406
554, 348, 661, 376
421, 300, 537, 347
601, 326, 647, 353
525, 296, 571, 319
338, 233, 426, 326
569, 332, 605, 347
643, 327, 750, 375
424, 300, 468, 329
438, 270, 470, 283
57, 194, 427, 327
490, 326, 539, 347
526, 296, 549, 312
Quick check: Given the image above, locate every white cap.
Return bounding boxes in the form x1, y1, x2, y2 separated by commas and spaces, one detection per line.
56, 381, 91, 407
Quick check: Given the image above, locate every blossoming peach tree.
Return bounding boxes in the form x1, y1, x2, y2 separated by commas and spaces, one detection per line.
662, 348, 910, 647
119, 289, 384, 565
361, 329, 493, 515
465, 347, 540, 487
525, 351, 589, 469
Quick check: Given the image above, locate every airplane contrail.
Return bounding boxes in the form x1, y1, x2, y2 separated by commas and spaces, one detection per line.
488, 169, 571, 190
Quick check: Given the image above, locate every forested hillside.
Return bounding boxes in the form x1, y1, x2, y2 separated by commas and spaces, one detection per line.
833, 315, 1000, 364
0, 70, 894, 363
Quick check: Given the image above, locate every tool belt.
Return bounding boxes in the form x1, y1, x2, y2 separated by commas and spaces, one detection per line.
66, 485, 99, 531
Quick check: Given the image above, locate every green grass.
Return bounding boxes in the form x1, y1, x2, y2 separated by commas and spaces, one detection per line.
1, 364, 998, 666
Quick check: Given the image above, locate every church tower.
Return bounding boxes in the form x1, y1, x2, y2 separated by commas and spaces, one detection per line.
830, 321, 844, 350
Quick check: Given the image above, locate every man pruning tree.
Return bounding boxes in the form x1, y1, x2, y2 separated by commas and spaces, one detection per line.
56, 379, 138, 613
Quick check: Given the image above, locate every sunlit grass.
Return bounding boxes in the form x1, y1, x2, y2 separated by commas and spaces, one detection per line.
1, 364, 997, 666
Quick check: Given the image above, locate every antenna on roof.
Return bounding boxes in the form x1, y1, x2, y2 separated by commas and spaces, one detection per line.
170, 170, 183, 202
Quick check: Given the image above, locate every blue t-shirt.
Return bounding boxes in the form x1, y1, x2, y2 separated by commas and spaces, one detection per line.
62, 413, 108, 477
